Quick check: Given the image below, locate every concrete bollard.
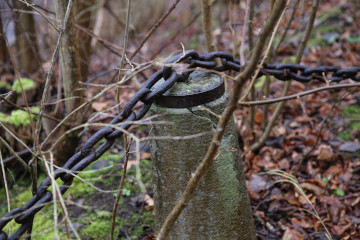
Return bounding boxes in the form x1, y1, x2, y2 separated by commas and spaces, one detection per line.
149, 70, 256, 240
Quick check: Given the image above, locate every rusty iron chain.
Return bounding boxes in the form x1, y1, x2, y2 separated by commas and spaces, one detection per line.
1, 50, 359, 239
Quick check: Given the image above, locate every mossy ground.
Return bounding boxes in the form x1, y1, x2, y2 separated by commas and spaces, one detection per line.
337, 104, 360, 141
0, 152, 154, 239
12, 78, 36, 94
0, 106, 39, 127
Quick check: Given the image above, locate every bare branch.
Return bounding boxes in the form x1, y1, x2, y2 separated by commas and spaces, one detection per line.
130, 0, 182, 60
238, 83, 360, 106
240, 0, 251, 65
17, 0, 60, 32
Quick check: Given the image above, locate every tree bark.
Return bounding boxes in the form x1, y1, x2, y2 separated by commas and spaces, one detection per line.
13, 0, 39, 73
73, 0, 96, 81
51, 0, 87, 165
0, 12, 9, 64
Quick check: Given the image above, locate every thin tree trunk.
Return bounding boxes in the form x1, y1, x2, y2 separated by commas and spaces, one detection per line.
73, 0, 95, 81
53, 0, 86, 165
247, 0, 255, 129
13, 0, 39, 73
0, 13, 8, 64
201, 0, 217, 53
261, 0, 275, 127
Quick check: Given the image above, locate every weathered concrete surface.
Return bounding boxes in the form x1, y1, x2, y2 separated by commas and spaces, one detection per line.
149, 71, 256, 240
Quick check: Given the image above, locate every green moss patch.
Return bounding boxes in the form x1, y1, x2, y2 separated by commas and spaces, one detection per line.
0, 106, 39, 127
338, 104, 360, 141
12, 78, 36, 94
0, 149, 154, 239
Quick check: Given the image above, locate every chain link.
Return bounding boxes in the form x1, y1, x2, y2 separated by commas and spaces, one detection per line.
1, 50, 359, 239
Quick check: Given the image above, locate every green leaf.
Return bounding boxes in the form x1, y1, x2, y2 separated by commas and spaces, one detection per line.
122, 188, 131, 196
333, 188, 345, 197
255, 76, 266, 89
347, 35, 360, 44
322, 177, 328, 184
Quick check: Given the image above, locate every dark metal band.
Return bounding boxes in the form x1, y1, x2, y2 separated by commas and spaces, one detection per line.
154, 76, 225, 108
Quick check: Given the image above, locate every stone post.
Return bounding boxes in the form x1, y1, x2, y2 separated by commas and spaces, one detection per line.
149, 70, 256, 240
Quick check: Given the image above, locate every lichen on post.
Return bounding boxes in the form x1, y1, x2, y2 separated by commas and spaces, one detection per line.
149, 70, 256, 239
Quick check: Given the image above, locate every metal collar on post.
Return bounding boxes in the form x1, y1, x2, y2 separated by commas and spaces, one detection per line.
154, 71, 225, 108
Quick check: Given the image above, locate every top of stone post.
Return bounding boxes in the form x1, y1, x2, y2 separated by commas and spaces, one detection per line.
154, 70, 224, 108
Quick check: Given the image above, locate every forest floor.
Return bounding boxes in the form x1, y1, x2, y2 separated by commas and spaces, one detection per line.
1, 1, 360, 239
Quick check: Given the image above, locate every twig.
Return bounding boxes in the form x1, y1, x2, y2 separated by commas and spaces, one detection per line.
2, 18, 39, 200
130, 0, 182, 60
240, 0, 289, 102
201, 0, 216, 52
116, 0, 132, 112
266, 170, 332, 239
250, 0, 320, 151
248, 0, 255, 50
35, 0, 73, 134
2, 142, 52, 165
90, 0, 105, 48
103, 2, 126, 28
291, 87, 359, 174
0, 149, 11, 234
0, 136, 31, 171
18, 0, 60, 32
5, 0, 43, 71
40, 62, 150, 147
238, 83, 360, 106
75, 23, 125, 57
33, 0, 74, 238
157, 1, 287, 239
248, 0, 255, 128
240, 0, 251, 66
150, 10, 201, 59
110, 136, 131, 240
43, 153, 79, 239
35, 0, 73, 154
262, 0, 276, 127
0, 122, 33, 153
274, 0, 301, 57
0, 94, 67, 124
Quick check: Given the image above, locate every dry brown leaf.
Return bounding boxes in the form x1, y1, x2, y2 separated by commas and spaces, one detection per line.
144, 194, 154, 211
291, 218, 313, 229
242, 128, 254, 148
333, 222, 352, 237
316, 144, 336, 162
124, 160, 137, 170
282, 227, 304, 240
324, 163, 343, 177
278, 158, 289, 170
141, 152, 152, 159
254, 111, 263, 124
300, 182, 325, 196
249, 174, 268, 193
92, 102, 109, 112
